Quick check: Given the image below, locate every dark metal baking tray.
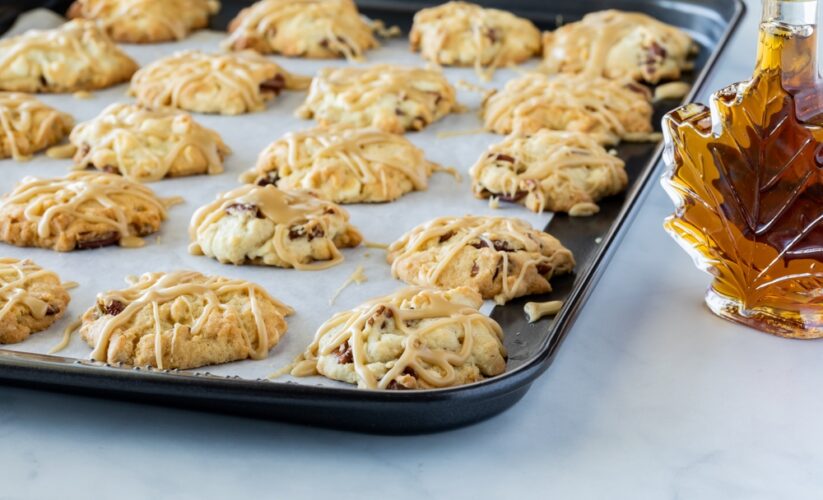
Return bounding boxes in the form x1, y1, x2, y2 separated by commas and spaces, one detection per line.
0, 0, 744, 434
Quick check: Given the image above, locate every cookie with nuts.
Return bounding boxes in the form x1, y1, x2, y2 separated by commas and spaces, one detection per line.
0, 20, 138, 93
387, 215, 574, 304
67, 0, 219, 43
542, 10, 695, 84
70, 103, 230, 182
74, 271, 293, 369
0, 92, 74, 161
0, 258, 71, 344
0, 172, 176, 252
470, 130, 628, 216
410, 1, 541, 79
224, 0, 378, 60
240, 126, 437, 203
189, 184, 362, 269
129, 50, 309, 115
296, 65, 458, 133
292, 286, 506, 389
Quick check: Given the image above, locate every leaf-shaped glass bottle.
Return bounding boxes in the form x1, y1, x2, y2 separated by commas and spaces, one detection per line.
662, 0, 823, 338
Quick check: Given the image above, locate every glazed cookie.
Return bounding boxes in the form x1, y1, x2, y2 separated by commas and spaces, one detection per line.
67, 0, 219, 44
0, 258, 71, 344
543, 10, 695, 84
410, 1, 541, 79
0, 20, 138, 93
0, 172, 177, 252
240, 126, 437, 203
387, 215, 574, 304
470, 130, 628, 215
224, 0, 378, 60
296, 65, 458, 133
0, 93, 74, 161
291, 286, 506, 389
482, 72, 655, 145
73, 271, 293, 369
189, 184, 362, 269
129, 50, 309, 115
69, 103, 230, 182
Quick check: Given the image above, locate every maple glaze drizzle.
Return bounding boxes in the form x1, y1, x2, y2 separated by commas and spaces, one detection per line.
482, 72, 654, 145
68, 271, 293, 368
223, 0, 378, 61
0, 93, 73, 161
70, 103, 230, 182
189, 184, 359, 270
292, 287, 505, 389
242, 126, 436, 199
387, 215, 574, 304
70, 0, 219, 41
129, 50, 309, 112
0, 258, 65, 322
0, 171, 176, 247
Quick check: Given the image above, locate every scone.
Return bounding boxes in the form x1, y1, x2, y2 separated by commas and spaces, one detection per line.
70, 103, 230, 182
0, 172, 175, 252
543, 10, 695, 84
482, 72, 655, 145
76, 271, 293, 369
67, 0, 220, 44
129, 50, 309, 115
240, 126, 437, 203
470, 130, 628, 215
0, 258, 71, 344
296, 65, 458, 133
224, 0, 378, 61
387, 215, 574, 304
189, 184, 362, 269
410, 1, 541, 78
292, 286, 506, 389
0, 20, 138, 93
0, 93, 74, 161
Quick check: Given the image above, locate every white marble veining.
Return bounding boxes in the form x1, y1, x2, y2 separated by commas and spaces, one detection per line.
3, 1, 823, 498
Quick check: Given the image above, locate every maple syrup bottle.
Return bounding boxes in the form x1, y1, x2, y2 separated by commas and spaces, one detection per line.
662, 0, 823, 338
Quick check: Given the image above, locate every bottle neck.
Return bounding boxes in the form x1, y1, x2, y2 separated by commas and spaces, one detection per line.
762, 0, 818, 26
756, 0, 819, 89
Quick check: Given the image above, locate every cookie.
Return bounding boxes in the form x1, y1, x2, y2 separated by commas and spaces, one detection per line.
75, 271, 293, 369
482, 72, 655, 145
410, 1, 541, 79
240, 126, 437, 203
387, 215, 574, 304
0, 20, 138, 93
224, 0, 378, 60
189, 184, 362, 269
543, 10, 695, 84
67, 0, 219, 43
0, 258, 71, 344
292, 286, 506, 389
129, 50, 309, 115
0, 172, 175, 252
0, 93, 74, 161
70, 103, 230, 182
470, 130, 628, 215
296, 65, 458, 133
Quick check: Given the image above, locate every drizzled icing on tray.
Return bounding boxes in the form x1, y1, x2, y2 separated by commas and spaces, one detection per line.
291, 286, 505, 389
0, 258, 64, 321
387, 215, 574, 304
241, 126, 435, 201
69, 271, 293, 369
0, 93, 74, 161
482, 72, 656, 145
70, 103, 230, 182
0, 171, 179, 248
189, 184, 359, 270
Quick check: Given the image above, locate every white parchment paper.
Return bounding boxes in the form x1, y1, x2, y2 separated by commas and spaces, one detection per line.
0, 10, 552, 386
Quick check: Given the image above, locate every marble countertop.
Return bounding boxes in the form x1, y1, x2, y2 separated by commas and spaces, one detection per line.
4, 1, 821, 498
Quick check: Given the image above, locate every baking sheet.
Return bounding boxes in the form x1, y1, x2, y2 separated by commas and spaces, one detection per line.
0, 9, 553, 386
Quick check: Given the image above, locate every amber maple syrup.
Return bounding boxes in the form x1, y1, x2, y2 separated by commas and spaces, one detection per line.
662, 0, 823, 338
